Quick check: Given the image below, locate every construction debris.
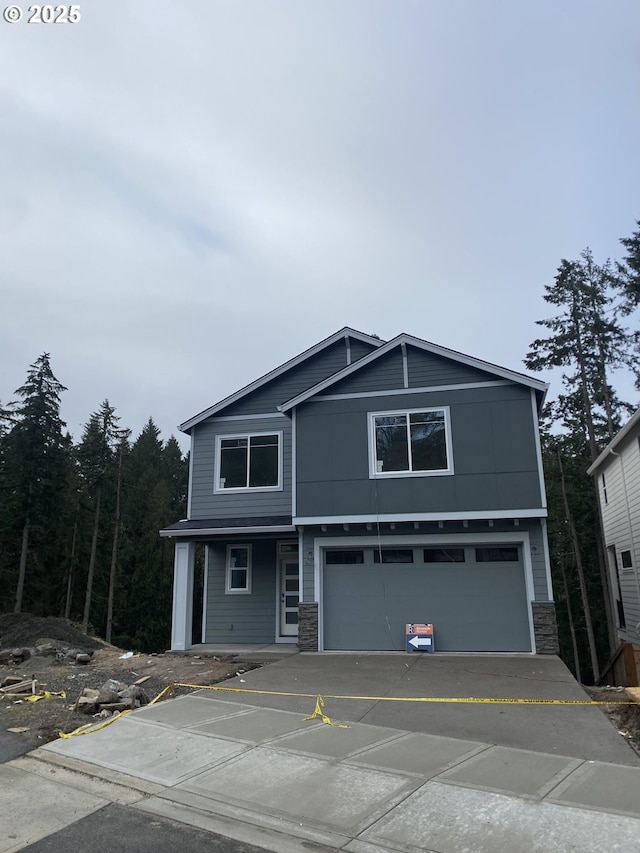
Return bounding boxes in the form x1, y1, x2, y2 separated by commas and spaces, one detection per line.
75, 678, 150, 715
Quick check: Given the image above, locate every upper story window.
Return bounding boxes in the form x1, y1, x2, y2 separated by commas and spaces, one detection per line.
369, 407, 452, 478
215, 432, 282, 492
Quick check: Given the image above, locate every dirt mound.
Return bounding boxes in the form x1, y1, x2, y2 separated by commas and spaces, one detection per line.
0, 613, 107, 652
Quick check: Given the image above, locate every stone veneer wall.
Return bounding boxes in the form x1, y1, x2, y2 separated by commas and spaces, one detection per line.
532, 602, 560, 654
298, 602, 318, 651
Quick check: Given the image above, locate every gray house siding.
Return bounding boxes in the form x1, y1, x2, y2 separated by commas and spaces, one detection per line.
221, 338, 377, 417
327, 349, 405, 395
190, 414, 292, 520
204, 540, 277, 643
406, 348, 503, 388
295, 384, 542, 518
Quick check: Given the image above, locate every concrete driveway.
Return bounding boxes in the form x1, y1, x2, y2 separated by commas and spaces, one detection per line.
208, 652, 639, 765
4, 653, 640, 853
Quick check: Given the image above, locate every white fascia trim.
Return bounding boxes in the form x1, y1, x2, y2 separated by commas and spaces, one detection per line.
312, 380, 512, 403
587, 406, 640, 474
313, 531, 536, 653
160, 525, 297, 538
295, 509, 547, 525
401, 342, 409, 388
291, 408, 297, 517
187, 432, 194, 520
201, 544, 209, 642
279, 333, 549, 413
179, 328, 385, 431
531, 388, 547, 510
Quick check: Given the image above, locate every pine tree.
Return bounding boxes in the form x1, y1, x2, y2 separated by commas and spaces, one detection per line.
0, 355, 69, 613
618, 220, 640, 315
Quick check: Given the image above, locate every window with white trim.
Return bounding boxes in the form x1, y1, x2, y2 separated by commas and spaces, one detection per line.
215, 432, 281, 492
370, 408, 452, 477
226, 545, 252, 593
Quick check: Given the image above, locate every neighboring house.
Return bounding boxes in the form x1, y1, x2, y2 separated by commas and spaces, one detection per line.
161, 327, 559, 655
588, 408, 640, 665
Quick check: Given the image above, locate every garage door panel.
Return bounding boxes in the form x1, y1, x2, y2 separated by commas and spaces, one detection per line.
323, 552, 532, 652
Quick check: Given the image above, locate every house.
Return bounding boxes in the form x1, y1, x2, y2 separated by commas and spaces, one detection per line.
161, 327, 559, 655
588, 408, 640, 681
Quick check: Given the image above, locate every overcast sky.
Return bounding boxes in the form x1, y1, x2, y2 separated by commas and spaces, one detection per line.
1, 1, 638, 452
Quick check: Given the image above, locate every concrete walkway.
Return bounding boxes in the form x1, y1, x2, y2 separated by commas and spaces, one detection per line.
3, 654, 640, 852
2, 690, 639, 853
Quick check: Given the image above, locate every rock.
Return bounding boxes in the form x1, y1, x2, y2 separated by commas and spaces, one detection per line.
75, 653, 92, 665
119, 685, 149, 705
0, 650, 12, 663
35, 641, 57, 656
9, 647, 30, 662
96, 688, 120, 704
101, 678, 127, 694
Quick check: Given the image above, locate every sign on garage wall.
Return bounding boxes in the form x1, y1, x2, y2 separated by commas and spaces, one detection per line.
405, 623, 434, 653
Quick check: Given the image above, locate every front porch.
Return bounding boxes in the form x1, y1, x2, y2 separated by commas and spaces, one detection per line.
167, 642, 300, 663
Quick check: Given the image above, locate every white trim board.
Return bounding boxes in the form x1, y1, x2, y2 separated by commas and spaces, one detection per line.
531, 388, 547, 510
310, 380, 512, 403
279, 333, 548, 413
294, 509, 548, 525
179, 327, 384, 431
313, 531, 537, 654
160, 525, 296, 538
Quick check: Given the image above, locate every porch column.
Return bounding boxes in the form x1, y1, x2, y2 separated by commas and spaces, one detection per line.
171, 541, 194, 651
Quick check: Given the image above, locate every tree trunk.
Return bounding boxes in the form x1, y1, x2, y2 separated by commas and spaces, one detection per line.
106, 449, 124, 644
64, 509, 79, 620
557, 449, 600, 681
571, 303, 599, 461
82, 483, 102, 634
14, 516, 30, 613
559, 552, 582, 682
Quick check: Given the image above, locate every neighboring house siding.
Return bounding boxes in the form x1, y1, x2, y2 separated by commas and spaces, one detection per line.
190, 415, 292, 519
598, 430, 640, 644
295, 384, 542, 518
222, 339, 377, 417
203, 540, 277, 643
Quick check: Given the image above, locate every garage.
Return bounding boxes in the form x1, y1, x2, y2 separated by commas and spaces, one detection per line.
322, 544, 533, 652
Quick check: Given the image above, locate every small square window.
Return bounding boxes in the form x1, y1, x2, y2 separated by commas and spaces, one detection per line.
325, 550, 364, 564
423, 548, 465, 563
475, 547, 519, 562
373, 549, 414, 563
621, 550, 633, 569
226, 545, 252, 593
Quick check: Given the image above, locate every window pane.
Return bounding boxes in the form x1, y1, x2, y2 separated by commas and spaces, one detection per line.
230, 568, 247, 589
373, 549, 414, 563
221, 438, 248, 448
325, 550, 364, 564
410, 418, 447, 471
249, 443, 278, 486
220, 446, 247, 488
229, 547, 248, 568
621, 550, 633, 568
280, 543, 299, 554
375, 418, 409, 472
475, 547, 519, 562
285, 578, 299, 591
285, 612, 299, 624
285, 595, 298, 607
409, 410, 444, 424
423, 548, 465, 563
250, 434, 278, 447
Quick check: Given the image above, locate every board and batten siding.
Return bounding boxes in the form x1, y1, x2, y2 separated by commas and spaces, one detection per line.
296, 384, 542, 518
221, 338, 376, 417
203, 541, 277, 643
299, 519, 551, 607
190, 415, 292, 519
597, 429, 640, 644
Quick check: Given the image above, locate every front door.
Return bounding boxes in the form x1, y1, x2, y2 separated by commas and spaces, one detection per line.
279, 557, 299, 636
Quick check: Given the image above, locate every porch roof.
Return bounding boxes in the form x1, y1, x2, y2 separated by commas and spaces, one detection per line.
159, 515, 295, 538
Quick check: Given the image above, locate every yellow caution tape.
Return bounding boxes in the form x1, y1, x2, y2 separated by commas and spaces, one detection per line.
24, 690, 66, 703
57, 680, 635, 739
303, 694, 350, 728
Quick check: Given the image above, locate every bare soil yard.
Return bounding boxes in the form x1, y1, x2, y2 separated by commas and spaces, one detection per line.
0, 613, 257, 752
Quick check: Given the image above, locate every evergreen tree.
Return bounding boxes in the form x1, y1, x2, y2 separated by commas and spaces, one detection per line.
618, 220, 640, 315
0, 355, 70, 613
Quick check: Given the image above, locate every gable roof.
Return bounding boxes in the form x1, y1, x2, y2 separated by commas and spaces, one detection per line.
278, 333, 549, 412
180, 327, 384, 432
587, 406, 640, 475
